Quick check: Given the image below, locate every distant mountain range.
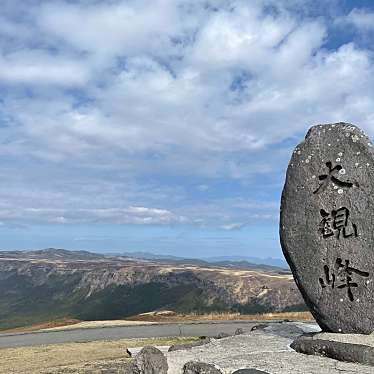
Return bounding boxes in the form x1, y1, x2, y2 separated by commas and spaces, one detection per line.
0, 247, 105, 261
112, 251, 289, 270
205, 255, 288, 269
0, 248, 303, 330
0, 248, 288, 271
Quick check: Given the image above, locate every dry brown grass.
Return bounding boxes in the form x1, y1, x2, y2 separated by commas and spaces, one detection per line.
40, 319, 156, 332
126, 311, 314, 323
0, 336, 198, 374
1, 319, 157, 334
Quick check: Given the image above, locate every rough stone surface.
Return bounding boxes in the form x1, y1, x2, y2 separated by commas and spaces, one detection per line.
215, 332, 230, 339
280, 122, 374, 334
128, 345, 170, 357
122, 361, 141, 374
313, 331, 374, 345
232, 370, 271, 374
234, 328, 245, 335
250, 324, 268, 332
264, 323, 305, 339
182, 361, 223, 373
168, 338, 211, 352
292, 332, 374, 366
134, 346, 168, 374
166, 322, 374, 373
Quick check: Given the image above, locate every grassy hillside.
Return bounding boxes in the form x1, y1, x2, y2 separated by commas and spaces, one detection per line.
0, 249, 306, 330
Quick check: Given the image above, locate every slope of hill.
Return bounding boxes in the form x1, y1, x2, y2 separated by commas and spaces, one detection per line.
0, 249, 305, 330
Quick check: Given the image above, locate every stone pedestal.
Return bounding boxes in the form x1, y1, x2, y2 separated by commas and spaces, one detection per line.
292, 332, 374, 366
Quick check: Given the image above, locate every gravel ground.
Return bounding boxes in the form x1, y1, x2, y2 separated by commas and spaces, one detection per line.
166, 323, 374, 374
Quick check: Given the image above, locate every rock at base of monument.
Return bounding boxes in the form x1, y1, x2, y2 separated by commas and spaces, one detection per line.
133, 346, 168, 374
182, 361, 223, 374
291, 332, 374, 366
232, 370, 271, 374
168, 338, 211, 352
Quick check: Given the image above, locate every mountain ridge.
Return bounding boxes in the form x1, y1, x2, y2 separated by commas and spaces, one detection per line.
0, 248, 303, 330
0, 248, 288, 271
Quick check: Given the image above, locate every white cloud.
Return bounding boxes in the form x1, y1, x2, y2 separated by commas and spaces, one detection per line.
344, 9, 374, 31
0, 50, 90, 85
0, 206, 187, 225
38, 1, 184, 58
221, 222, 246, 230
197, 184, 209, 191
0, 1, 374, 227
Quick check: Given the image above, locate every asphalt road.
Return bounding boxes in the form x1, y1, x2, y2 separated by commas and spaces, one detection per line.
0, 321, 271, 349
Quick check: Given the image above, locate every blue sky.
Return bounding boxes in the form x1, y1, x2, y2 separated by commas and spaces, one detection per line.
0, 0, 374, 258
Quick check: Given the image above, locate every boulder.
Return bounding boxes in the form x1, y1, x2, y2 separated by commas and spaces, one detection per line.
182, 361, 223, 373
134, 346, 168, 374
280, 122, 374, 333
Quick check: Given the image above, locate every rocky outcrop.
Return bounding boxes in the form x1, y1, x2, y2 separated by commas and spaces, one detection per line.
130, 346, 168, 374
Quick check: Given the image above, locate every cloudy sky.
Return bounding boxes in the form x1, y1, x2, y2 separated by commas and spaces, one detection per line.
0, 0, 374, 258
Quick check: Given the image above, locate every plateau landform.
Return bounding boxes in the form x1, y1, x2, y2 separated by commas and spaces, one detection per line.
0, 248, 304, 330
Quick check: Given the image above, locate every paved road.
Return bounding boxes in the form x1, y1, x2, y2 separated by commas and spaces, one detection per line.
0, 320, 273, 349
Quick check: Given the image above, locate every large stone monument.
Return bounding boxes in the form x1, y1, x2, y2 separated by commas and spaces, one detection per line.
280, 122, 374, 334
